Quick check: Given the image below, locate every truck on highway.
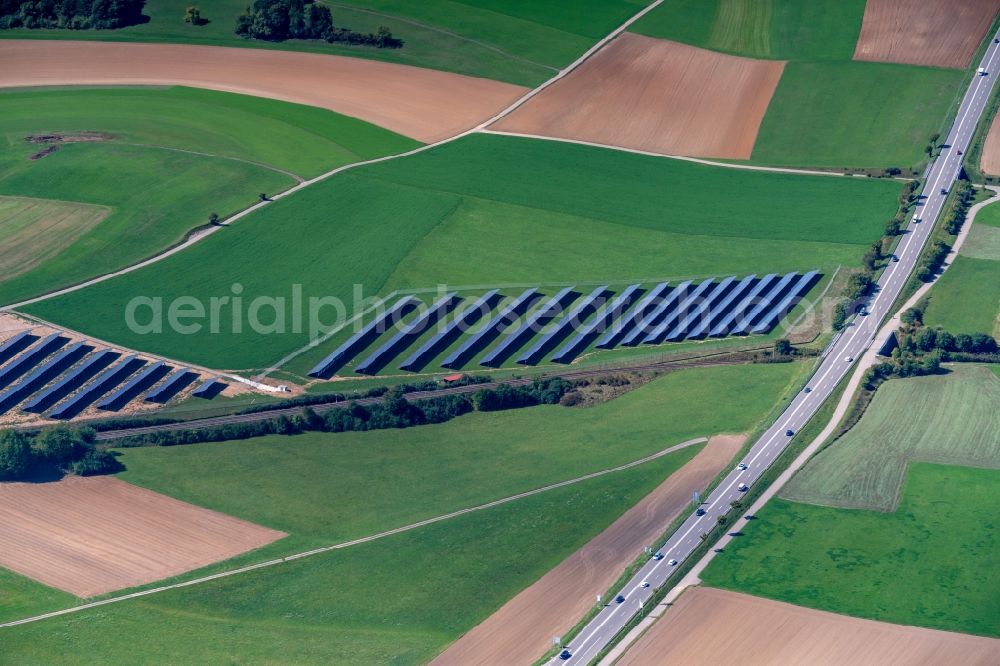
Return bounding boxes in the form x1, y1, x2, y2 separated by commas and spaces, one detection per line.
979, 67, 989, 76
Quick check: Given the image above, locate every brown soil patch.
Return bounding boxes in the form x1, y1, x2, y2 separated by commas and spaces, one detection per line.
853, 0, 1000, 69
980, 112, 1000, 175
0, 475, 285, 597
619, 587, 1000, 666
25, 131, 114, 144
492, 33, 785, 159
431, 434, 744, 666
0, 40, 528, 143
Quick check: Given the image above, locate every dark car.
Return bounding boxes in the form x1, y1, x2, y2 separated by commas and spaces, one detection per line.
785, 429, 795, 436
559, 649, 572, 660
615, 594, 626, 604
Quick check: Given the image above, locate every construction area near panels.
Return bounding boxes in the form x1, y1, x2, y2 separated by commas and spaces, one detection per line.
0, 329, 226, 422
309, 271, 821, 379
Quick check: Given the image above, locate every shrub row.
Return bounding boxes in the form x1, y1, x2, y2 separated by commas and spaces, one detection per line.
0, 426, 120, 481
235, 0, 401, 47
0, 0, 145, 30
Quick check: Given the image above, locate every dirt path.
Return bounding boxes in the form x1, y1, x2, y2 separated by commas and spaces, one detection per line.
431, 434, 744, 666
617, 587, 1000, 665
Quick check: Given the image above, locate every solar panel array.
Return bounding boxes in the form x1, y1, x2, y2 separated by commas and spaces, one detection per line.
0, 329, 213, 421
302, 271, 821, 375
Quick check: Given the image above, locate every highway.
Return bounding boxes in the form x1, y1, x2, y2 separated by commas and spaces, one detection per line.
555, 29, 1000, 666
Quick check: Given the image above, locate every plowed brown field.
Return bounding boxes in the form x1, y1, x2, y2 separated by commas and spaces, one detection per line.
853, 0, 1000, 69
618, 587, 1000, 666
431, 435, 744, 666
0, 40, 527, 143
492, 34, 785, 159
0, 475, 285, 597
980, 112, 1000, 174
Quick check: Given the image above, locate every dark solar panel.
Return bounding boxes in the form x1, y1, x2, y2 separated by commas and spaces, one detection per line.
441, 288, 541, 369
0, 342, 91, 415
356, 293, 461, 375
480, 286, 578, 367
708, 273, 781, 337
551, 284, 643, 363
517, 285, 610, 366
0, 331, 36, 365
192, 378, 226, 399
400, 290, 501, 372
49, 355, 146, 420
729, 272, 798, 335
641, 279, 716, 344
97, 361, 171, 412
21, 349, 120, 414
308, 296, 421, 378
750, 271, 820, 334
594, 282, 670, 349
0, 334, 69, 391
145, 369, 199, 403
687, 274, 757, 339
664, 276, 737, 341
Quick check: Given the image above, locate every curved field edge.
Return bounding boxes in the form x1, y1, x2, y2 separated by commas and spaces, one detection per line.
702, 463, 1000, 638
20, 134, 899, 371
781, 365, 1000, 511
0, 86, 420, 306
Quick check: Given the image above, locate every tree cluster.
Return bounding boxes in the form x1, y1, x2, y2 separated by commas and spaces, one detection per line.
118, 378, 573, 448
916, 239, 950, 283
0, 0, 145, 29
944, 180, 974, 235
0, 426, 121, 481
235, 0, 401, 47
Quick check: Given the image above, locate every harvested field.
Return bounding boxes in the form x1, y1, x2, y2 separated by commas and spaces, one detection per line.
618, 587, 1000, 666
0, 476, 285, 597
0, 40, 528, 143
980, 113, 1000, 175
0, 196, 109, 279
492, 34, 785, 159
431, 434, 744, 666
853, 0, 1000, 69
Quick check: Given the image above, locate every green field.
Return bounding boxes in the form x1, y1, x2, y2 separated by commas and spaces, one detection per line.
782, 365, 1000, 510
750, 62, 965, 168
923, 257, 1000, 337
23, 134, 897, 370
961, 223, 1000, 261
115, 363, 800, 547
0, 363, 805, 660
0, 87, 418, 306
0, 0, 651, 86
704, 463, 1000, 638
631, 0, 865, 61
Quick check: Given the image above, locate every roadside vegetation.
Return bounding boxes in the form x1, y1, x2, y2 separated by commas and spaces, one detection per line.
0, 426, 118, 481
0, 86, 417, 305
704, 463, 1000, 638
25, 134, 897, 370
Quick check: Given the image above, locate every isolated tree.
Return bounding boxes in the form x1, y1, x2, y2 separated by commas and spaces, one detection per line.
184, 5, 201, 24
209, 212, 220, 224
716, 515, 728, 526
773, 339, 793, 356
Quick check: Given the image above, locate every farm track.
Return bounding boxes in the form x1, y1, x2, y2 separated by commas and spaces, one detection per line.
92, 355, 748, 441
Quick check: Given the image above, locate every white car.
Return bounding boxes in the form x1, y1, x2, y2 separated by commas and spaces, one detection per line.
737, 463, 747, 471
844, 355, 854, 363
668, 559, 678, 566
639, 581, 650, 588
738, 483, 749, 492
653, 552, 664, 561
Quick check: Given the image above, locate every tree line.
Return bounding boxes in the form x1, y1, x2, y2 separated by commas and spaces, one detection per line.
0, 0, 145, 29
235, 0, 401, 47
0, 426, 120, 481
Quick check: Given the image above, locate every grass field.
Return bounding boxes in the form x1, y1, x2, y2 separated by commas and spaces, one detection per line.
0, 87, 418, 306
703, 463, 1000, 638
115, 363, 800, 547
923, 256, 1000, 337
0, 0, 650, 86
782, 365, 1000, 510
0, 451, 692, 663
23, 134, 897, 370
631, 0, 866, 61
0, 195, 108, 279
750, 61, 965, 168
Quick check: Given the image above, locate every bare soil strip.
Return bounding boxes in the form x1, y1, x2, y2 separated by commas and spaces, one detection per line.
431, 434, 745, 666
980, 112, 1000, 175
617, 587, 1000, 666
0, 40, 527, 143
492, 34, 785, 159
853, 0, 1000, 69
0, 476, 285, 597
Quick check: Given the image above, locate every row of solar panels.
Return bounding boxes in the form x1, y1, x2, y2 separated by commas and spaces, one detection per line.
308, 271, 820, 379
0, 330, 226, 420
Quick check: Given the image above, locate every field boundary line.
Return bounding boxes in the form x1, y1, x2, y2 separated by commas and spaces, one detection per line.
0, 436, 707, 630
481, 130, 858, 177
121, 142, 306, 182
